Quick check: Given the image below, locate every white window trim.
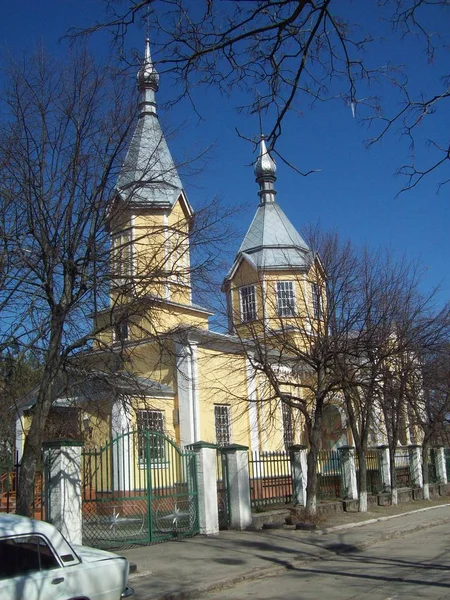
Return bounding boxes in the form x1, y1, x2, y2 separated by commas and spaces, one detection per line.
276, 280, 296, 317
239, 285, 257, 323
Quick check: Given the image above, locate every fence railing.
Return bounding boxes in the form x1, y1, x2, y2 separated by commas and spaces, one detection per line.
355, 449, 384, 495
0, 452, 47, 520
317, 450, 342, 499
394, 448, 412, 488
249, 451, 292, 508
427, 448, 439, 484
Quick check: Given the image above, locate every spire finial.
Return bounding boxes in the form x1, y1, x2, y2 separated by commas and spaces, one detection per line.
254, 135, 277, 205
137, 37, 159, 117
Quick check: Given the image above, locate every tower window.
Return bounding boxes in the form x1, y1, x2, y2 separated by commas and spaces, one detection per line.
214, 405, 231, 447
311, 282, 323, 319
276, 281, 296, 317
240, 285, 257, 322
113, 319, 129, 343
111, 230, 133, 286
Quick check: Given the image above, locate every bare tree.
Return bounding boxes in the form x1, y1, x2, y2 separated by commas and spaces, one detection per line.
71, 1, 450, 190
0, 44, 232, 516
226, 230, 363, 516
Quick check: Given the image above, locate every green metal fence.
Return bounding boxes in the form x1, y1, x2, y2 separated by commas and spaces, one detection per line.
82, 430, 199, 549
427, 448, 439, 484
394, 448, 411, 488
356, 449, 384, 494
317, 450, 343, 499
249, 451, 292, 508
216, 450, 230, 528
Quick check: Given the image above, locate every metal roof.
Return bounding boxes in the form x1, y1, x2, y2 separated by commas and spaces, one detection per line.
116, 114, 183, 207
226, 201, 312, 278
115, 39, 185, 209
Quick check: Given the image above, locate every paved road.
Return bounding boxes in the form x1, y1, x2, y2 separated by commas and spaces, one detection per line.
203, 524, 450, 600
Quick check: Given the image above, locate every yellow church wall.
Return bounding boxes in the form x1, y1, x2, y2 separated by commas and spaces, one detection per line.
196, 347, 251, 447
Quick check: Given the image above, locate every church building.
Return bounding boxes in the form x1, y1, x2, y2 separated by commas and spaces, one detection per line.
15, 39, 349, 462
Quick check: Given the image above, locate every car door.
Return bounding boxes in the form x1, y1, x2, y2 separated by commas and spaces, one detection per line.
0, 534, 67, 600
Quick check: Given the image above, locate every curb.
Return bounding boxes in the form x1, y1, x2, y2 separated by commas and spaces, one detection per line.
134, 506, 450, 600
320, 502, 450, 534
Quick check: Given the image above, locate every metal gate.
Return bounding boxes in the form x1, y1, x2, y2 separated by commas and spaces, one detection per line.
82, 430, 199, 549
217, 449, 230, 529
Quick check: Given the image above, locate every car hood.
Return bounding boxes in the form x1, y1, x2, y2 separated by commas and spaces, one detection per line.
72, 544, 126, 564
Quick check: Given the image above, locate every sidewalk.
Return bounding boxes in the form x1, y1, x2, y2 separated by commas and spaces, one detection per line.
124, 499, 450, 600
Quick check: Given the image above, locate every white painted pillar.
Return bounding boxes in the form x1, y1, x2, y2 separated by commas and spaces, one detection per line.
44, 441, 83, 545
111, 400, 133, 492
378, 445, 391, 491
176, 342, 195, 447
222, 445, 252, 530
189, 442, 219, 535
409, 445, 423, 489
435, 447, 447, 484
338, 446, 358, 500
289, 445, 307, 507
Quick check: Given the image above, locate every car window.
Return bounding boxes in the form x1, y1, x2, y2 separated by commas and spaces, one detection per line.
0, 535, 60, 579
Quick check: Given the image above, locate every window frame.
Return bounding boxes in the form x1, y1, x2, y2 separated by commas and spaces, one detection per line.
214, 404, 231, 447
113, 318, 129, 344
311, 282, 323, 320
111, 229, 133, 286
239, 285, 257, 323
136, 409, 166, 466
276, 280, 296, 317
281, 402, 294, 450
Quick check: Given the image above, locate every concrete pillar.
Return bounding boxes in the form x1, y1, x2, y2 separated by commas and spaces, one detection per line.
189, 442, 219, 535
338, 446, 358, 500
289, 445, 307, 507
435, 447, 447, 485
176, 342, 195, 447
221, 444, 252, 530
378, 445, 391, 491
44, 440, 83, 545
409, 445, 423, 488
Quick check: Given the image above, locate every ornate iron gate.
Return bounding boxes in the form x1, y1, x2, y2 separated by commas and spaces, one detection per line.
82, 430, 199, 549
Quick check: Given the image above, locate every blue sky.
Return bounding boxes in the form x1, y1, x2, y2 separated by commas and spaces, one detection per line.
1, 0, 449, 309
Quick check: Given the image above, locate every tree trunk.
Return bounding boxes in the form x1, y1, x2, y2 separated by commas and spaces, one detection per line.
356, 446, 368, 512
305, 415, 322, 517
422, 442, 430, 500
16, 324, 63, 517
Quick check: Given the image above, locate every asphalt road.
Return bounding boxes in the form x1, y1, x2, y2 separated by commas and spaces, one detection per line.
203, 523, 450, 600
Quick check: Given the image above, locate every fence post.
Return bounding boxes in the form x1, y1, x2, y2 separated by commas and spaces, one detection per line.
378, 445, 391, 492
189, 442, 219, 535
221, 444, 252, 530
409, 445, 424, 491
43, 440, 84, 545
338, 446, 358, 500
289, 445, 307, 507
435, 447, 447, 485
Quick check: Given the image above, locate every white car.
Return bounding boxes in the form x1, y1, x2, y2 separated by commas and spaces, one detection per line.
0, 513, 134, 600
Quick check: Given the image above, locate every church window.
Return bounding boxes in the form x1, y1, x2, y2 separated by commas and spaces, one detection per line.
311, 282, 323, 319
214, 405, 231, 447
137, 409, 165, 463
111, 230, 133, 286
281, 402, 294, 450
240, 285, 257, 322
113, 319, 129, 343
276, 281, 296, 317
